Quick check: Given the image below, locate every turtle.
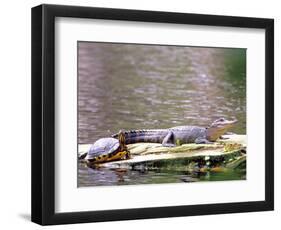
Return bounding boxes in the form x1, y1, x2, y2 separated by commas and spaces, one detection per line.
85, 131, 130, 164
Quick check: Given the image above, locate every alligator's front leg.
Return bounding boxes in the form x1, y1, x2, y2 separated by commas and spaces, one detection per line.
195, 137, 214, 144
162, 131, 176, 147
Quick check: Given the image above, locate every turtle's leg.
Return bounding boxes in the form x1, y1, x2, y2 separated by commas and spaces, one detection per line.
123, 144, 131, 159
162, 131, 176, 147
78, 151, 88, 160
195, 137, 214, 144
125, 149, 131, 159
122, 143, 131, 160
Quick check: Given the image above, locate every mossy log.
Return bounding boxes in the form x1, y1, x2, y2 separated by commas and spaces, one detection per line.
79, 135, 246, 171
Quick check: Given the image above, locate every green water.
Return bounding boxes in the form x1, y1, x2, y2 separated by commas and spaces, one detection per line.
78, 42, 246, 187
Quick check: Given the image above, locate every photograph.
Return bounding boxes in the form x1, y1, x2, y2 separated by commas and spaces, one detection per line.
77, 42, 247, 187
30, 3, 274, 225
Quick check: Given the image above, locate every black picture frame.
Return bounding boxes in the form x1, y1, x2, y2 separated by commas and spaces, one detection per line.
31, 4, 274, 225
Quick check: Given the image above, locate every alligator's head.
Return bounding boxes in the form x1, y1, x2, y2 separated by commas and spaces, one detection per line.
206, 118, 238, 141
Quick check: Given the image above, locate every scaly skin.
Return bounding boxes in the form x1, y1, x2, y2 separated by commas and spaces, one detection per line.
112, 118, 237, 146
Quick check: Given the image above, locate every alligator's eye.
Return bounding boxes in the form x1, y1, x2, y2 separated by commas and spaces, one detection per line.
218, 118, 225, 122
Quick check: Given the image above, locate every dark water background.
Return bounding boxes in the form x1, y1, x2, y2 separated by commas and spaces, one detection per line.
78, 42, 246, 187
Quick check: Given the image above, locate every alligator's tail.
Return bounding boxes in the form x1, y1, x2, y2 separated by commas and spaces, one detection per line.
112, 129, 168, 144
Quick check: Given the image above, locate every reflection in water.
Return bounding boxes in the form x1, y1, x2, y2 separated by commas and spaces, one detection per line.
78, 162, 245, 187
78, 42, 246, 187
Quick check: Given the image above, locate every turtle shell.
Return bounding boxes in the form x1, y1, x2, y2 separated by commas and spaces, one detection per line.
85, 137, 120, 160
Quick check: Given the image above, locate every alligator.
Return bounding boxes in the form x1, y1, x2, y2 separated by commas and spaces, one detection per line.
112, 118, 237, 146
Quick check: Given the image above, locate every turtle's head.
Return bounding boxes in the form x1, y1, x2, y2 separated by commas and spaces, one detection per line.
206, 118, 238, 141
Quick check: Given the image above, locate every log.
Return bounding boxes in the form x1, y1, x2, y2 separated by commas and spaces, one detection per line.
79, 135, 246, 171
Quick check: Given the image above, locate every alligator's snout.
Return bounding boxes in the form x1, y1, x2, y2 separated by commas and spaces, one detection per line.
211, 118, 238, 128
206, 118, 238, 141
224, 118, 238, 126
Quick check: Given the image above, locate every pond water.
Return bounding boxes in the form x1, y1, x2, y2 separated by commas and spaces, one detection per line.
78, 42, 246, 187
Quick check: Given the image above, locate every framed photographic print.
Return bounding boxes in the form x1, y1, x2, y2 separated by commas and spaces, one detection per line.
31, 4, 274, 225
